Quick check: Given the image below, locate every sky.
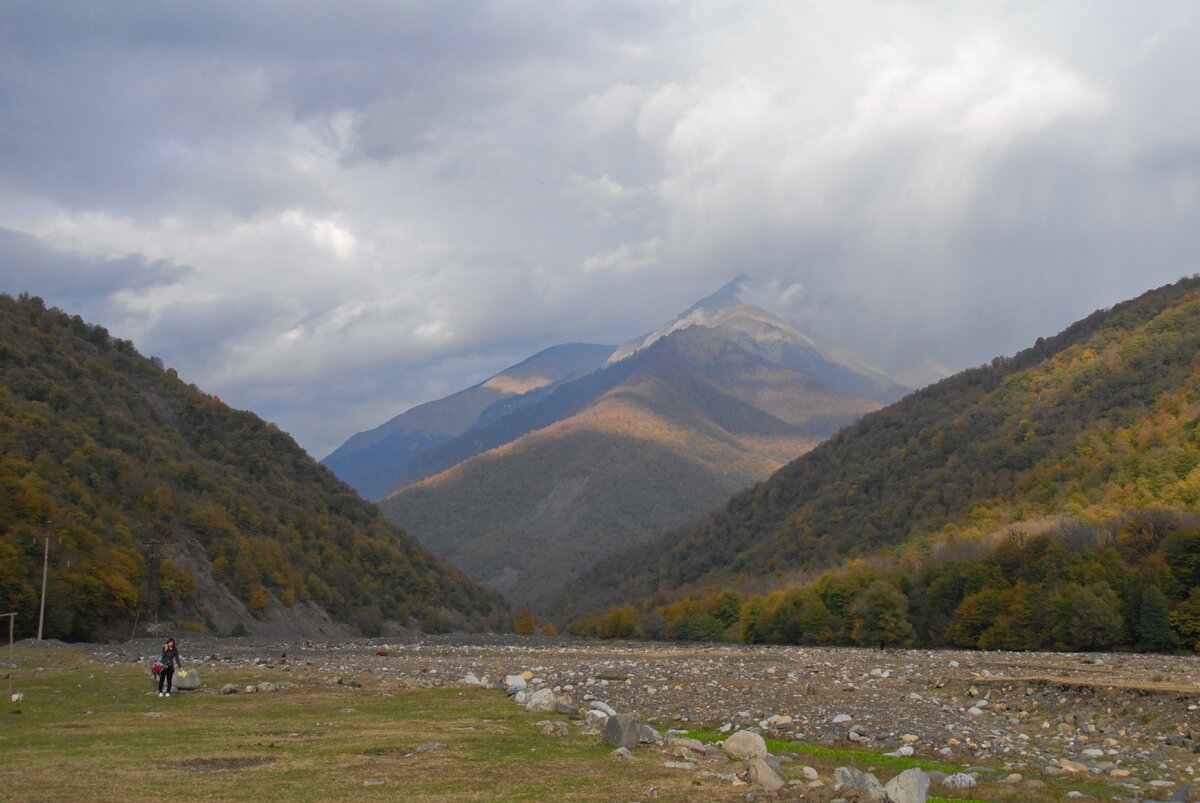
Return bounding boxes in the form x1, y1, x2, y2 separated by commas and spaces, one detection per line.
2, 2, 1198, 458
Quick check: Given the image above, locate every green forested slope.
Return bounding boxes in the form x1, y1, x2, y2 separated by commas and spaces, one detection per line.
0, 294, 507, 640
560, 277, 1200, 645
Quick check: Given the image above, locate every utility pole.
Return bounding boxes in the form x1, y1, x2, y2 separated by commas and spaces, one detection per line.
37, 519, 49, 642
3, 612, 15, 699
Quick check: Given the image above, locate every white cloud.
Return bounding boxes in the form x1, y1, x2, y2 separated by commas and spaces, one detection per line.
580, 237, 661, 275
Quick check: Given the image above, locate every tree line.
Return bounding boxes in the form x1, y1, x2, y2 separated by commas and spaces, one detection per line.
568, 511, 1200, 653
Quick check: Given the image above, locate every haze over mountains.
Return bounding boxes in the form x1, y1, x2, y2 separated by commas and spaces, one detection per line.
325, 278, 907, 606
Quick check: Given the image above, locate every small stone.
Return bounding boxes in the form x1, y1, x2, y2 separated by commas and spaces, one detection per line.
901, 734, 919, 743
800, 766, 819, 780
610, 747, 633, 759
535, 720, 569, 737
1002, 774, 1023, 784
362, 779, 385, 787
413, 743, 445, 754
832, 713, 853, 724
663, 761, 695, 770
1058, 759, 1087, 774
220, 683, 238, 695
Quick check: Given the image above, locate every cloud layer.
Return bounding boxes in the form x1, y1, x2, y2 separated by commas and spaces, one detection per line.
2, 1, 1197, 456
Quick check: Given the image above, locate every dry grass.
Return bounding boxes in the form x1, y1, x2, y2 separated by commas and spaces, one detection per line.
0, 647, 749, 801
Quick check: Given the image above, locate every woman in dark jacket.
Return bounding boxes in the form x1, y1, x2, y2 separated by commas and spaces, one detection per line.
158, 638, 181, 697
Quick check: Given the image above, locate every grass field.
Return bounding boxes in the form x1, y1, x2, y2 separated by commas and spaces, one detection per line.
0, 646, 1116, 801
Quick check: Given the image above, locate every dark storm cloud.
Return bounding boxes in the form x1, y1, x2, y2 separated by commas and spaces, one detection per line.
0, 227, 189, 311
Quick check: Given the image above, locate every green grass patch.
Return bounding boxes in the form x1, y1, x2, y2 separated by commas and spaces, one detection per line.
686, 728, 966, 773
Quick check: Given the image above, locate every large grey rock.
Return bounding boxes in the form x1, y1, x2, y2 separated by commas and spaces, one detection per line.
834, 766, 886, 802
721, 730, 768, 760
604, 713, 641, 750
526, 688, 558, 713
589, 700, 617, 716
941, 772, 978, 790
748, 756, 785, 792
504, 674, 527, 694
638, 722, 662, 745
885, 768, 931, 803
584, 709, 609, 728
172, 668, 201, 690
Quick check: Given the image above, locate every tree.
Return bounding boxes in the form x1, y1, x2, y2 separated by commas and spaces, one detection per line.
513, 607, 536, 636
849, 581, 915, 647
1170, 588, 1200, 652
1136, 586, 1179, 652
1052, 582, 1124, 651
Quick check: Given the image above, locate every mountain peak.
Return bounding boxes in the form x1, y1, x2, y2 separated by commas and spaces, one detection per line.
680, 273, 750, 317
608, 275, 809, 364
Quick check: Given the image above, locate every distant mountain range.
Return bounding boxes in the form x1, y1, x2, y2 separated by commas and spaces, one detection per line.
326, 277, 908, 606
554, 276, 1200, 626
0, 293, 507, 641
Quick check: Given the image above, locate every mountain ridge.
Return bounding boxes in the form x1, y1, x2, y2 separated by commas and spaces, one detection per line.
0, 293, 508, 641
553, 275, 1200, 623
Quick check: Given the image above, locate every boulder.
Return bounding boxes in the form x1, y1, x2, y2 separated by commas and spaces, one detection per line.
589, 700, 617, 717
526, 688, 558, 713
638, 723, 662, 745
173, 669, 201, 690
604, 713, 641, 750
504, 674, 527, 694
584, 709, 609, 731
748, 756, 785, 792
885, 768, 931, 803
833, 766, 886, 802
940, 772, 978, 790
721, 730, 768, 760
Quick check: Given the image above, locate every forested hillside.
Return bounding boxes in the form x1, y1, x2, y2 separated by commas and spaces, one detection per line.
562, 277, 1200, 651
0, 294, 507, 640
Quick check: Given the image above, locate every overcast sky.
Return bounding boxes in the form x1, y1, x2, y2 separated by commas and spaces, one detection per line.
2, 2, 1197, 458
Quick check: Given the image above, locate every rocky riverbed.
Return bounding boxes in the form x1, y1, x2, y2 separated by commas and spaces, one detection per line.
84, 636, 1199, 799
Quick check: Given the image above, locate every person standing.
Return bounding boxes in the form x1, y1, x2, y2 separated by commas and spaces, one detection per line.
158, 638, 181, 697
